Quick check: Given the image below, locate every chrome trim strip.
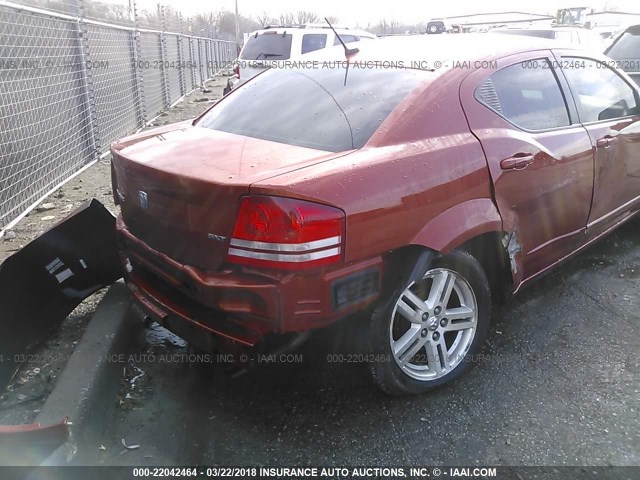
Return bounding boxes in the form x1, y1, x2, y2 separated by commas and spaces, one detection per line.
229, 236, 341, 252
228, 247, 341, 262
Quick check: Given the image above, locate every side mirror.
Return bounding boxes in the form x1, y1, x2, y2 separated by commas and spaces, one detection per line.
598, 99, 629, 121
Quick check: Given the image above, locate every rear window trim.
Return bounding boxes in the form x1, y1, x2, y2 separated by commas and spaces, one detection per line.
474, 57, 576, 134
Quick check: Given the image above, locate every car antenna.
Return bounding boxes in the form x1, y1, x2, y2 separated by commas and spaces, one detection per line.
325, 18, 359, 58
324, 17, 359, 86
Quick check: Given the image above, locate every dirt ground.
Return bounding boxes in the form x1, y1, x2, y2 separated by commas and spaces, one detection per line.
0, 76, 229, 424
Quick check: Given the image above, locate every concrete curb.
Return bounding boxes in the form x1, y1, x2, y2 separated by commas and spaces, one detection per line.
34, 280, 141, 466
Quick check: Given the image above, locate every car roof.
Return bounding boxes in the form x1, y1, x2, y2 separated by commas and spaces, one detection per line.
308, 34, 582, 69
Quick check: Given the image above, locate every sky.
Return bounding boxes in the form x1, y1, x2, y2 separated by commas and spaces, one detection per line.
133, 0, 640, 27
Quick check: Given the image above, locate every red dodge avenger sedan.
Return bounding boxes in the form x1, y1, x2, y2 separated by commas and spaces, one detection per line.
111, 35, 640, 395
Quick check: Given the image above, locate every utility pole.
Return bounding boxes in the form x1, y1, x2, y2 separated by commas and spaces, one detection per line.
234, 0, 240, 52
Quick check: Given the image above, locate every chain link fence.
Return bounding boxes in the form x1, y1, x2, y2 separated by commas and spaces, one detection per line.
0, 0, 237, 232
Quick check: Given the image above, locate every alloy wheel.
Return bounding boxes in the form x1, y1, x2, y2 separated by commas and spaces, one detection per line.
389, 268, 477, 381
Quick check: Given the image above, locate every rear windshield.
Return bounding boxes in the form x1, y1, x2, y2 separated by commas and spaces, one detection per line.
607, 30, 640, 66
197, 67, 428, 152
241, 33, 293, 60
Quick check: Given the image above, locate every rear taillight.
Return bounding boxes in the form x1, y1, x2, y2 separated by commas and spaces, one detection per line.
227, 196, 344, 270
234, 64, 240, 79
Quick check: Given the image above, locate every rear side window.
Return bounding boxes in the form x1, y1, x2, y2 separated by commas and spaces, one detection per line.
561, 58, 639, 122
301, 34, 327, 54
197, 68, 428, 152
334, 35, 358, 45
475, 60, 570, 130
241, 33, 292, 60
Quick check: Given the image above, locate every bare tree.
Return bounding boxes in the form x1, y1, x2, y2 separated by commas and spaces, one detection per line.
96, 3, 129, 23
256, 12, 272, 27
137, 9, 159, 29
254, 11, 337, 28
277, 12, 295, 26
371, 18, 411, 35
190, 10, 259, 40
296, 10, 319, 24
192, 11, 222, 37
374, 19, 388, 34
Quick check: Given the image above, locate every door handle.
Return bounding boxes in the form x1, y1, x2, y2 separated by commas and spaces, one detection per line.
596, 135, 615, 148
500, 153, 534, 170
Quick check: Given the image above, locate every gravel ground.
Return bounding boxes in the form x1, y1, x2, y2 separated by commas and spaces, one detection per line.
0, 76, 229, 424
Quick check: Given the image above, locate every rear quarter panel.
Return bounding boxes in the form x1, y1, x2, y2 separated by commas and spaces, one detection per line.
251, 70, 502, 263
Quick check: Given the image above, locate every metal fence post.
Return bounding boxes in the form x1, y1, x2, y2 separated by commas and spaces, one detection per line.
214, 40, 219, 74
199, 39, 205, 85
157, 3, 170, 108
188, 19, 197, 88
207, 39, 212, 78
130, 0, 146, 127
74, 0, 99, 160
177, 12, 185, 96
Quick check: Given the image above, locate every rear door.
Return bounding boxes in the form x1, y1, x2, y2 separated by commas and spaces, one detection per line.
556, 53, 640, 234
460, 52, 595, 287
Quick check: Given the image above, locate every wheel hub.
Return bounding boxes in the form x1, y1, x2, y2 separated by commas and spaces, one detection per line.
427, 316, 439, 331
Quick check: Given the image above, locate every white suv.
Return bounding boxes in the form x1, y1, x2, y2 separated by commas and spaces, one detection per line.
224, 24, 376, 93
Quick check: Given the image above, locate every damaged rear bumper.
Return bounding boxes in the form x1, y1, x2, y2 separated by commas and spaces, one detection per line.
0, 200, 122, 391
0, 200, 121, 466
116, 215, 383, 350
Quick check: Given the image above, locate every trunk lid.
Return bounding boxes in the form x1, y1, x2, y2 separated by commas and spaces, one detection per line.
111, 124, 348, 271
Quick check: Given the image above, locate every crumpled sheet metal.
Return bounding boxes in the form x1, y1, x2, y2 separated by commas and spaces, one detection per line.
0, 199, 123, 391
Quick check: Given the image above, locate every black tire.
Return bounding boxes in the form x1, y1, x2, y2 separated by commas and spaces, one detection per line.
368, 249, 491, 395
